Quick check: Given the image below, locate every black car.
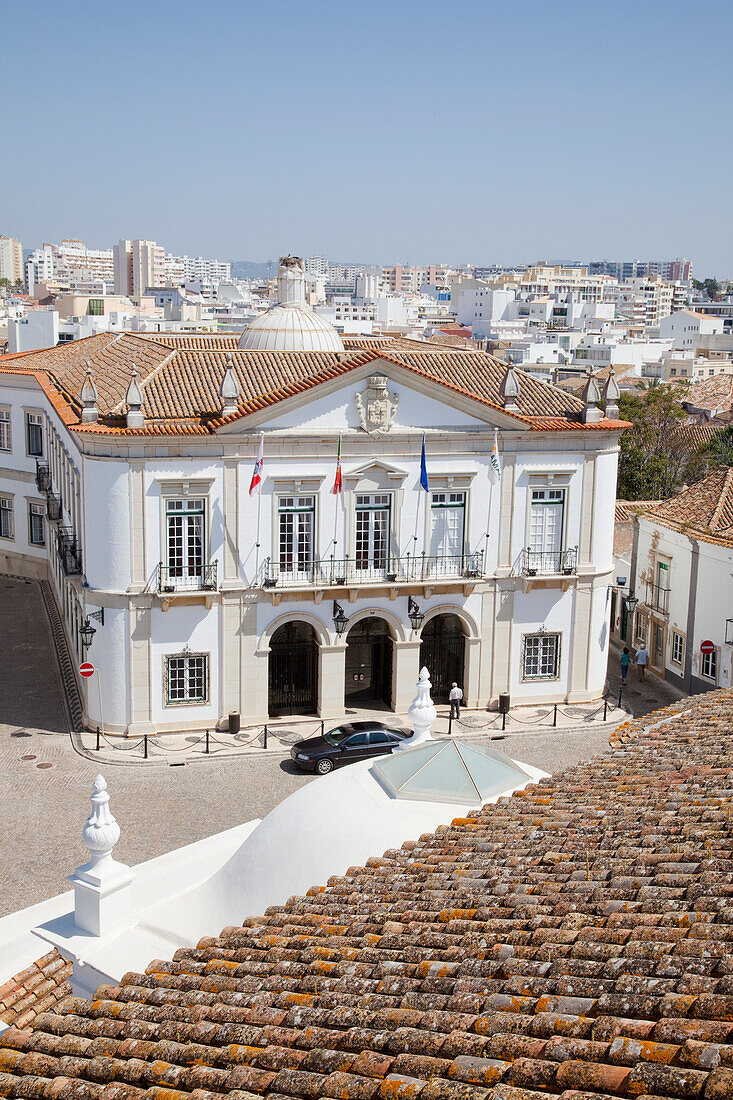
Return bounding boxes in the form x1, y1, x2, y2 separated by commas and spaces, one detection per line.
290, 721, 409, 774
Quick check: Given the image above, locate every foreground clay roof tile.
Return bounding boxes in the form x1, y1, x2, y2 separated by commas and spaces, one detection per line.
1, 690, 733, 1100
0, 333, 629, 437
639, 467, 733, 544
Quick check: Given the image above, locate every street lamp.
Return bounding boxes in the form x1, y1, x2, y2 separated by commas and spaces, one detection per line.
408, 595, 424, 631
332, 600, 349, 635
80, 618, 96, 650
623, 594, 639, 616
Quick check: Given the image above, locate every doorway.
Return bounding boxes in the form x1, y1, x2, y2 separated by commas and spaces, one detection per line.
345, 617, 393, 708
268, 620, 318, 716
420, 613, 466, 703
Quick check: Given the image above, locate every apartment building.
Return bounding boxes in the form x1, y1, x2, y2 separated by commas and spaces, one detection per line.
659, 309, 724, 350
589, 258, 693, 283
0, 237, 23, 284
113, 239, 165, 296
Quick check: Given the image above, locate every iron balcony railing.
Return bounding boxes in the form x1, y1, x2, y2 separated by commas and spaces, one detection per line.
35, 460, 52, 493
157, 562, 218, 593
645, 581, 670, 614
263, 551, 484, 588
46, 493, 62, 522
521, 546, 578, 577
57, 525, 82, 575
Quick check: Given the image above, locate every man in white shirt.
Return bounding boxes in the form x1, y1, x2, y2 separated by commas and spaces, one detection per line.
449, 682, 463, 720
635, 643, 649, 681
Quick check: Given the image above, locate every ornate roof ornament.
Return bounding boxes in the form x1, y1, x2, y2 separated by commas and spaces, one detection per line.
581, 368, 603, 424
397, 666, 437, 750
220, 352, 241, 416
125, 365, 145, 428
499, 364, 521, 412
81, 775, 120, 870
354, 375, 399, 434
603, 372, 621, 419
79, 360, 99, 423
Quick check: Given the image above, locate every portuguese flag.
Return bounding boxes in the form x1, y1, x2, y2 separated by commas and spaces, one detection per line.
332, 435, 343, 494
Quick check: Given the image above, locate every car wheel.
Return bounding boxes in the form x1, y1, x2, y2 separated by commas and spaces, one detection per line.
315, 758, 334, 775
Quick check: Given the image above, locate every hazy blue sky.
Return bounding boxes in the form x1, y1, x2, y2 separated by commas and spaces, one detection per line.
3, 0, 730, 273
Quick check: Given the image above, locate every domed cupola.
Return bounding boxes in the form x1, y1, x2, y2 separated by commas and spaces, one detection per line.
238, 255, 345, 353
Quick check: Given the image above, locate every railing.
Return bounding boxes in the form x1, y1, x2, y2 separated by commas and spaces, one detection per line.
46, 493, 62, 522
57, 526, 82, 575
35, 460, 52, 493
645, 581, 670, 614
263, 551, 484, 588
521, 546, 578, 576
157, 562, 218, 593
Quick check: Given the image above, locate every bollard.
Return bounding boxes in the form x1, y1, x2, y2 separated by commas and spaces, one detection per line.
618, 685, 623, 709
448, 713, 453, 737
263, 724, 268, 749
603, 697, 608, 721
553, 704, 558, 728
143, 735, 148, 760
321, 719, 325, 736
502, 711, 507, 732
96, 726, 100, 751
205, 729, 210, 754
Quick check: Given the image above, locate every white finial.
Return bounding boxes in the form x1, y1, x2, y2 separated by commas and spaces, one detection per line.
499, 365, 521, 412
581, 367, 603, 423
79, 360, 99, 423
220, 351, 241, 416
81, 775, 120, 869
397, 666, 437, 750
602, 372, 621, 419
125, 364, 145, 428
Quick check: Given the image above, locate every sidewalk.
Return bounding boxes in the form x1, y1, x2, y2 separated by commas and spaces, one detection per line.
72, 694, 628, 767
605, 639, 686, 718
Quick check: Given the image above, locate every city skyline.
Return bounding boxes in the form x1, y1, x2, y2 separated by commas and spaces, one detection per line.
3, 0, 732, 274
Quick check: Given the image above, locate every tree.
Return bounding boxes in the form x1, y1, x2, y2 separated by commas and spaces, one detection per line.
617, 385, 692, 500
705, 424, 733, 468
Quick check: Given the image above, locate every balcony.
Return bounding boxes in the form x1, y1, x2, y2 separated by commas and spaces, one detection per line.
157, 562, 218, 594
521, 547, 578, 577
262, 551, 484, 589
57, 526, 82, 576
35, 461, 52, 493
645, 581, 670, 614
46, 493, 62, 522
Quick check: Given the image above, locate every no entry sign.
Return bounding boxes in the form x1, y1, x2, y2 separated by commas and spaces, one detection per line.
700, 640, 715, 655
79, 662, 95, 678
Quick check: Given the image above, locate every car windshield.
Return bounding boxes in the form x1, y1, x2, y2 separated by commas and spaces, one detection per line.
323, 726, 349, 746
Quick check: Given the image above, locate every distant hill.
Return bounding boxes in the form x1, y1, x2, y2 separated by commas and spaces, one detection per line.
231, 260, 277, 280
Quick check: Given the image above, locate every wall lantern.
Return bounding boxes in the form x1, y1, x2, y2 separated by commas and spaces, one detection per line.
623, 594, 639, 616
408, 595, 424, 631
332, 600, 349, 635
80, 609, 104, 650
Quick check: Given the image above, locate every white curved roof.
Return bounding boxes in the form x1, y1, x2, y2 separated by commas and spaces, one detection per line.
238, 302, 345, 353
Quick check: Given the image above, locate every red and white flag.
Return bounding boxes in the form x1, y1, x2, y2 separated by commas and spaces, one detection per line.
249, 434, 264, 495
332, 435, 343, 494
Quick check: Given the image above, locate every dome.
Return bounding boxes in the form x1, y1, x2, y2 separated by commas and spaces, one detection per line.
238, 255, 345, 353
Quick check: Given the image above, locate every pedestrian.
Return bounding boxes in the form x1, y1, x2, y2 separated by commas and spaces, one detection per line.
449, 682, 463, 720
635, 642, 648, 681
620, 647, 630, 684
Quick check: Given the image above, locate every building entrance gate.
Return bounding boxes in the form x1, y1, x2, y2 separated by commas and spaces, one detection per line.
420, 613, 466, 703
345, 617, 393, 708
268, 620, 318, 716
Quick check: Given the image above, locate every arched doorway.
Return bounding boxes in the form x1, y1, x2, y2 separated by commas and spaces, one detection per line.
420, 613, 466, 703
345, 617, 393, 708
268, 620, 318, 716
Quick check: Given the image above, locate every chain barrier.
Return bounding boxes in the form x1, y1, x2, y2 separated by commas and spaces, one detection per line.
447, 694, 619, 738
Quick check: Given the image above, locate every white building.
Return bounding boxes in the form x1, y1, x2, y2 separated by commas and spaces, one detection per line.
113, 239, 165, 296
659, 309, 724, 350
0, 237, 23, 284
25, 240, 114, 296
627, 472, 733, 694
0, 257, 625, 736
6, 308, 59, 353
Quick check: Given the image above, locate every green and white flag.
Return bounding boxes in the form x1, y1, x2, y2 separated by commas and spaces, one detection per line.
489, 428, 502, 486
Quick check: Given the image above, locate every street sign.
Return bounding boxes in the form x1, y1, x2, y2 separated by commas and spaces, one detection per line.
700, 640, 715, 655
79, 662, 95, 678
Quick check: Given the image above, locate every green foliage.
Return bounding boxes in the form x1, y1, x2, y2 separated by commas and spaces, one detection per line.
692, 277, 721, 301
705, 424, 733, 468
617, 386, 693, 500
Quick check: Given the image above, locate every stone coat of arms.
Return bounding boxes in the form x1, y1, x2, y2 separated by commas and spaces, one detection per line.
354, 375, 399, 434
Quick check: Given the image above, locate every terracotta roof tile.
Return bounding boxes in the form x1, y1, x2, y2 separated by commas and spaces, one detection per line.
638, 468, 733, 544
0, 950, 72, 1029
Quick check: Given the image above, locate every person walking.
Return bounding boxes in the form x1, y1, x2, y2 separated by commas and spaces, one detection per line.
449, 682, 463, 720
620, 647, 631, 684
635, 642, 648, 681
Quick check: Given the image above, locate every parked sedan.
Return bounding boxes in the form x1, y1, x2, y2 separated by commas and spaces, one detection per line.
290, 721, 409, 774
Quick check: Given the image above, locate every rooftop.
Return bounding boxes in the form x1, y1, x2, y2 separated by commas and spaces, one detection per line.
1, 690, 733, 1100
638, 467, 733, 544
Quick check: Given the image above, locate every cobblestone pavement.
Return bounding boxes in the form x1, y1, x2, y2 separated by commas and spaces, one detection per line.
0, 576, 678, 916
605, 638, 686, 717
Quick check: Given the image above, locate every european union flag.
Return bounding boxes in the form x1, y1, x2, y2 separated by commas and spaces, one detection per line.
420, 434, 429, 492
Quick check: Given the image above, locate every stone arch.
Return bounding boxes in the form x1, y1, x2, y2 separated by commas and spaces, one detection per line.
419, 602, 480, 639
258, 609, 331, 653
342, 606, 407, 643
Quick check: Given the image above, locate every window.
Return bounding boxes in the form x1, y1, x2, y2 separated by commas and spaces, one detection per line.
166, 498, 204, 579
529, 489, 564, 554
355, 494, 390, 571
344, 733, 368, 747
26, 412, 43, 457
369, 730, 393, 745
523, 632, 560, 679
165, 653, 208, 704
29, 502, 45, 546
278, 496, 315, 576
430, 492, 465, 558
636, 611, 647, 644
0, 497, 13, 539
701, 648, 717, 682
0, 409, 10, 451
87, 299, 104, 316
671, 631, 684, 665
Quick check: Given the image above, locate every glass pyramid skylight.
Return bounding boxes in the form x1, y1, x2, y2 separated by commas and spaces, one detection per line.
372, 739, 532, 805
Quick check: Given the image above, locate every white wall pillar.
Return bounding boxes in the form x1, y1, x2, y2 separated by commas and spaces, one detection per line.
464, 636, 481, 708
392, 639, 422, 712
319, 642, 346, 717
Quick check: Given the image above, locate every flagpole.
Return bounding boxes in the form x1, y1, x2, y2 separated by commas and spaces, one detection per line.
255, 432, 264, 580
